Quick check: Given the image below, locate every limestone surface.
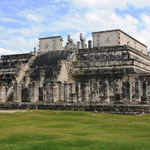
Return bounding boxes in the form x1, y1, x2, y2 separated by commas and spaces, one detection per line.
0, 29, 150, 114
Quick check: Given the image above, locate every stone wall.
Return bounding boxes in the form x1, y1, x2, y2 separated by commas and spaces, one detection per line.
0, 33, 150, 114
92, 29, 147, 55
0, 102, 150, 115
0, 52, 34, 85
1, 73, 150, 105
73, 46, 150, 74
39, 36, 63, 52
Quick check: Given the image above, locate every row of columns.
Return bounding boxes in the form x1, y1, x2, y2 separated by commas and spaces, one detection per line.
0, 81, 79, 103
0, 75, 150, 103
76, 76, 150, 103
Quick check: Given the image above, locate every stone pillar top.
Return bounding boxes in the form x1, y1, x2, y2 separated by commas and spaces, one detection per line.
80, 33, 86, 49
80, 33, 85, 43
68, 34, 74, 44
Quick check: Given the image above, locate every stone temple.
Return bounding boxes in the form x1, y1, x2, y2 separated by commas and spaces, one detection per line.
1, 29, 150, 114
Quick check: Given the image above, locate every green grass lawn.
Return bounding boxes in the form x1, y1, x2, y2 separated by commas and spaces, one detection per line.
0, 110, 150, 150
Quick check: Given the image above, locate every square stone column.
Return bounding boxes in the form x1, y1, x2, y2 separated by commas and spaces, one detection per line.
72, 83, 76, 94
0, 83, 6, 102
64, 83, 70, 102
114, 79, 122, 103
72, 83, 77, 102
141, 80, 148, 103
42, 86, 47, 102
77, 82, 81, 102
29, 82, 39, 103
69, 83, 77, 102
52, 83, 59, 102
58, 82, 64, 102
49, 82, 54, 102
105, 80, 110, 103
44, 83, 53, 102
130, 75, 134, 102
84, 83, 90, 102
90, 82, 96, 102
13, 82, 21, 102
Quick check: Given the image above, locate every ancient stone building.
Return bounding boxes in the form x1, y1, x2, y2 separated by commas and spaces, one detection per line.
0, 29, 150, 114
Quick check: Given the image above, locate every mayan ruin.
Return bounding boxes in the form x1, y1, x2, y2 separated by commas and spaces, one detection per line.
0, 29, 150, 114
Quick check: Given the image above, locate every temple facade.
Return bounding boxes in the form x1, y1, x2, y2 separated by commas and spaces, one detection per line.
0, 29, 150, 114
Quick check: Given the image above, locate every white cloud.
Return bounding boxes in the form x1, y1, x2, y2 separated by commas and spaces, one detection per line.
68, 0, 150, 10
0, 48, 17, 55
0, 37, 38, 54
17, 8, 45, 23
0, 17, 22, 23
25, 12, 44, 23
6, 25, 44, 37
1, 0, 150, 54
0, 10, 4, 16
52, 0, 150, 50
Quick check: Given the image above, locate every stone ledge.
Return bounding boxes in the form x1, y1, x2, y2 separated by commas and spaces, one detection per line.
0, 102, 150, 115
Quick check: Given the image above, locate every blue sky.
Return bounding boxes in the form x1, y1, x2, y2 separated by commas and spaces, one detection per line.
0, 0, 150, 54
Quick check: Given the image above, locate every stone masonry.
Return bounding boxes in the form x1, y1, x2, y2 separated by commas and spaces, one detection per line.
0, 29, 150, 114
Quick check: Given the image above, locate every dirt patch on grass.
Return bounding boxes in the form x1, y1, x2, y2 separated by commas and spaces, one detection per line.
0, 110, 29, 113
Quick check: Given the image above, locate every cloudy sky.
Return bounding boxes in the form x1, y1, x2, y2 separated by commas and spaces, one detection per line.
0, 0, 150, 55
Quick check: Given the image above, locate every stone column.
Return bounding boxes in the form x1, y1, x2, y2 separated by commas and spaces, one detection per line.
80, 33, 86, 49
47, 82, 53, 102
69, 83, 77, 102
72, 82, 77, 102
69, 83, 73, 102
77, 42, 81, 49
90, 80, 97, 103
44, 82, 53, 102
64, 83, 70, 102
105, 79, 110, 103
72, 94, 77, 103
72, 83, 76, 94
42, 86, 47, 102
114, 79, 122, 103
52, 82, 59, 102
49, 82, 54, 102
138, 80, 142, 103
43, 83, 48, 102
77, 82, 81, 102
141, 80, 148, 103
84, 83, 90, 102
122, 76, 130, 102
0, 83, 6, 102
58, 82, 64, 102
13, 82, 21, 102
130, 75, 134, 102
88, 40, 92, 49
29, 82, 39, 103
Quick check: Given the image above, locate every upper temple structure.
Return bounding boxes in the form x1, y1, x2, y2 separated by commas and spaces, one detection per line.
0, 29, 150, 114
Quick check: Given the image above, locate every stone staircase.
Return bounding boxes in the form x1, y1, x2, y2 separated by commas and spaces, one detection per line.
6, 52, 38, 101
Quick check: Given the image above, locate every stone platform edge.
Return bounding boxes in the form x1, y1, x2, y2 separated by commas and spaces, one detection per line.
0, 102, 150, 115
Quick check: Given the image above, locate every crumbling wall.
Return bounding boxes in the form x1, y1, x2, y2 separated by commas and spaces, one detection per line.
0, 53, 33, 86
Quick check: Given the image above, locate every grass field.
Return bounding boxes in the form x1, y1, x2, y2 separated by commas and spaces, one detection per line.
0, 110, 150, 150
